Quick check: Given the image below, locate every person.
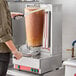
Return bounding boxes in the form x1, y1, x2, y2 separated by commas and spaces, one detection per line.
0, 0, 22, 76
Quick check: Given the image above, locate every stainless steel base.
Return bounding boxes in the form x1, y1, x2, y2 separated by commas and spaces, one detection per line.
13, 54, 62, 74
7, 67, 64, 76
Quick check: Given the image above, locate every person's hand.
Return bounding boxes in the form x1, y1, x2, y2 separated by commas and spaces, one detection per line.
11, 12, 24, 19
12, 50, 23, 60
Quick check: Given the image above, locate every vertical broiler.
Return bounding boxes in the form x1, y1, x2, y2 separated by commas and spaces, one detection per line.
13, 3, 62, 74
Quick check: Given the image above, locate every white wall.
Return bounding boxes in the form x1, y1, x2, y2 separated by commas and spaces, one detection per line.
40, 0, 76, 60
61, 0, 76, 60
54, 0, 76, 60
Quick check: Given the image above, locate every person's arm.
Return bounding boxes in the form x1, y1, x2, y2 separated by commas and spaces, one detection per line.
5, 40, 22, 60
0, 0, 22, 60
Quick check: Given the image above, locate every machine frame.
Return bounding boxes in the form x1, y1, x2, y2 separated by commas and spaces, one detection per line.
12, 3, 62, 74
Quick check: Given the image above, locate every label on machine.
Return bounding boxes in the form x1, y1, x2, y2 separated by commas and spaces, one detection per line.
14, 64, 39, 74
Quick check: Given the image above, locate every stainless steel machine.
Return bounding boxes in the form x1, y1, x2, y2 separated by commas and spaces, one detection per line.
8, 1, 62, 75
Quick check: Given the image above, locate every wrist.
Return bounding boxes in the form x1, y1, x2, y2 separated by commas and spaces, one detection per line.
12, 49, 18, 54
